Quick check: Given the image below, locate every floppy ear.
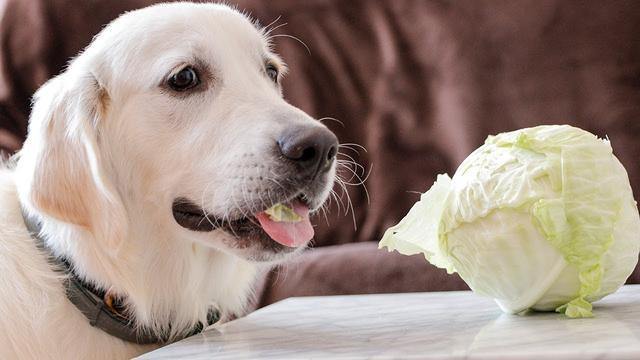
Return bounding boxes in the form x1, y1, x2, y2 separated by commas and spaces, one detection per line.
17, 72, 128, 253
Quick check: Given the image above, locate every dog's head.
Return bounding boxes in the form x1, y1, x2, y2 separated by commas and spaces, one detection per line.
16, 3, 338, 262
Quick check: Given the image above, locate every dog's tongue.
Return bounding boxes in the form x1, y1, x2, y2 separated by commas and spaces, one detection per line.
256, 201, 314, 247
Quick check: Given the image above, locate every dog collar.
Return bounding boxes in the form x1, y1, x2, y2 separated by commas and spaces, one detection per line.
21, 208, 219, 345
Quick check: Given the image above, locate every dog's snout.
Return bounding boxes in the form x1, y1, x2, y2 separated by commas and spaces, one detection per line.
278, 126, 338, 178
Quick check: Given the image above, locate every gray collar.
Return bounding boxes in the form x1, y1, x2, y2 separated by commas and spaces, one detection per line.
21, 208, 218, 345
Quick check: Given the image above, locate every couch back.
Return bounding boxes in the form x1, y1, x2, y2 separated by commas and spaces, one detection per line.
1, 0, 640, 262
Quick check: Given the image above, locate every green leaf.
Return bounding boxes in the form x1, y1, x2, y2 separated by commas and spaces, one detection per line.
264, 204, 302, 222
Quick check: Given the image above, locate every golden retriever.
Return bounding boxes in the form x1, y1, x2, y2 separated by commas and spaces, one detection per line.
0, 2, 337, 358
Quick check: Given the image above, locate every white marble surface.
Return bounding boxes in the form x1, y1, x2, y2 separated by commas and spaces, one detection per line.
138, 285, 640, 359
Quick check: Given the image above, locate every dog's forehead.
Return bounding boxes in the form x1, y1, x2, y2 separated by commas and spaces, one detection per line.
80, 2, 278, 90
118, 3, 265, 49
88, 3, 271, 80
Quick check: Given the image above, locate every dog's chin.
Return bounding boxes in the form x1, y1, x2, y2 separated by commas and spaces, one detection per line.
218, 217, 304, 263
230, 242, 305, 263
171, 195, 318, 263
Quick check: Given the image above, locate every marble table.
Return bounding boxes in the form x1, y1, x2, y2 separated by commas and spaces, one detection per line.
138, 285, 640, 359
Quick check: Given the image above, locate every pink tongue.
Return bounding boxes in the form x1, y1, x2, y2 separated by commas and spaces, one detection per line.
256, 201, 314, 248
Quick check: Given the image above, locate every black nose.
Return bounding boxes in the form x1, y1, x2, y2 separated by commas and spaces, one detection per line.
278, 126, 339, 179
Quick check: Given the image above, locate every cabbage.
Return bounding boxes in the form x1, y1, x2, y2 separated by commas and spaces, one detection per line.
264, 203, 303, 222
380, 125, 640, 317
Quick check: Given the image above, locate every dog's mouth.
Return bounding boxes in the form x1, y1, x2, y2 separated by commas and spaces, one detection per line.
172, 194, 314, 249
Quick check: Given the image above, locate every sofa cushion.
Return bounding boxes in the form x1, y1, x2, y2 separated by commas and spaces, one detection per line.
1, 0, 639, 303
256, 241, 469, 307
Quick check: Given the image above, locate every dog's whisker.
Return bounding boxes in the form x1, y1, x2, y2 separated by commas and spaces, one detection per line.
337, 145, 369, 158
337, 155, 371, 187
323, 188, 334, 211
339, 142, 368, 153
263, 21, 288, 38
269, 34, 311, 56
328, 190, 339, 215
336, 163, 360, 184
337, 168, 372, 188
265, 175, 286, 194
267, 189, 279, 218
264, 167, 291, 200
342, 184, 358, 230
238, 178, 255, 222
338, 147, 360, 157
198, 182, 219, 228
317, 116, 345, 128
246, 166, 264, 216
338, 163, 366, 180
336, 151, 359, 165
258, 182, 273, 211
226, 187, 245, 238
336, 155, 362, 168
261, 15, 283, 36
337, 161, 368, 185
335, 175, 351, 216
335, 176, 358, 230
320, 202, 331, 226
331, 188, 345, 214
331, 177, 348, 213
336, 151, 360, 164
337, 158, 366, 177
327, 187, 342, 215
333, 140, 370, 231
239, 173, 254, 218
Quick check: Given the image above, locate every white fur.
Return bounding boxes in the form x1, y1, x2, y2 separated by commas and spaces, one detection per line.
0, 2, 335, 359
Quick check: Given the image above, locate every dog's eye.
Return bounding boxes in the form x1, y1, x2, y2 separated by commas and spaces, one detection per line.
266, 64, 279, 83
168, 67, 199, 91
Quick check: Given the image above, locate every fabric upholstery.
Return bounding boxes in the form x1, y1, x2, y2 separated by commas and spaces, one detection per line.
1, 0, 639, 307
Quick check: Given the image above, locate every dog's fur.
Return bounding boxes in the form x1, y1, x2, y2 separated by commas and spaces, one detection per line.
0, 3, 336, 359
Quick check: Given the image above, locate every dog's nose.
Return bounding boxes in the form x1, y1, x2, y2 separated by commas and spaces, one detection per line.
278, 126, 339, 178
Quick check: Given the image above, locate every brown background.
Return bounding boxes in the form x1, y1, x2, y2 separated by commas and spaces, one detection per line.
1, 0, 639, 307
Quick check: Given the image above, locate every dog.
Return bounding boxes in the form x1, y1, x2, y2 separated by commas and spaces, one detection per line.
0, 2, 338, 358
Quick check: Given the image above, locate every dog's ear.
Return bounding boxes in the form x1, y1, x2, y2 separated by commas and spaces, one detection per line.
17, 72, 127, 253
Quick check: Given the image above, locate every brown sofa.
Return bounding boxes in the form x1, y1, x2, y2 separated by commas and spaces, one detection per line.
2, 0, 639, 310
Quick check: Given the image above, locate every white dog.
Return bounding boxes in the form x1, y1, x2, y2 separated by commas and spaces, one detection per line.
0, 2, 338, 359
